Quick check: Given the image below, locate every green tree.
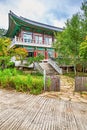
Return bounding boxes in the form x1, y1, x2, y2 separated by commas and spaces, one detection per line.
54, 13, 82, 74
81, 0, 87, 38
54, 31, 72, 66
14, 48, 28, 64
78, 0, 87, 71
79, 40, 87, 72
0, 37, 14, 69
80, 40, 87, 60
27, 54, 44, 69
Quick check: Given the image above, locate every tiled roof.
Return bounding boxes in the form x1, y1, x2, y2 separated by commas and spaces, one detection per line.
10, 11, 63, 32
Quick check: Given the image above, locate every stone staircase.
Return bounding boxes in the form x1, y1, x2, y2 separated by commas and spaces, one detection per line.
39, 63, 58, 75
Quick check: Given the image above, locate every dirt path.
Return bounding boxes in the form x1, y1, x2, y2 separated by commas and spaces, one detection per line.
41, 75, 87, 103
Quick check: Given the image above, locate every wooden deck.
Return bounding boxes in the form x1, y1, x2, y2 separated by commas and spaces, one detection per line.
0, 89, 87, 130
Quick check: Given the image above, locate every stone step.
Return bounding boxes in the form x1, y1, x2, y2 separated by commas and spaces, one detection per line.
39, 63, 58, 75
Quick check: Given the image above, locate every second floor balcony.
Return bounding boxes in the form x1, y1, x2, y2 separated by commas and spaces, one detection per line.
11, 36, 53, 48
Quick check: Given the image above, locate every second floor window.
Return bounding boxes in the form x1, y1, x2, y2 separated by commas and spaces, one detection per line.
35, 35, 43, 44
23, 32, 32, 43
44, 37, 52, 45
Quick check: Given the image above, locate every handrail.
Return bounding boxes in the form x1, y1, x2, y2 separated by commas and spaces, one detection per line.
48, 59, 62, 74
34, 62, 44, 75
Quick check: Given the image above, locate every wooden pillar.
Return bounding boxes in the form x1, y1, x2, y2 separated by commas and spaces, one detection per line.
55, 52, 57, 58
32, 31, 34, 43
52, 35, 54, 42
21, 30, 23, 42
45, 48, 48, 59
43, 32, 45, 44
34, 48, 37, 57
54, 48, 57, 58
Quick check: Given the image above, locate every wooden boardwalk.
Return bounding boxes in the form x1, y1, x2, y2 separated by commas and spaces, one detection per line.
0, 89, 87, 130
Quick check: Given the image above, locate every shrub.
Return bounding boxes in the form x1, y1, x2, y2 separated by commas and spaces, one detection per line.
29, 77, 43, 95
7, 62, 15, 68
1, 68, 13, 76
12, 75, 30, 92
46, 77, 51, 90
0, 69, 44, 94
0, 69, 12, 88
0, 76, 9, 88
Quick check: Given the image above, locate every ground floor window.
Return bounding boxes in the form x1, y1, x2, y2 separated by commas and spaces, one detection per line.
48, 49, 55, 58
24, 46, 55, 59
28, 52, 34, 57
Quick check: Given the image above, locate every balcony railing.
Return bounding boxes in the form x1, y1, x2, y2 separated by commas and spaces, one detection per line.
11, 36, 52, 48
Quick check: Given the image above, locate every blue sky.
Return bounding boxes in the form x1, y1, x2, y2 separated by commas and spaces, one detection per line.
0, 0, 83, 29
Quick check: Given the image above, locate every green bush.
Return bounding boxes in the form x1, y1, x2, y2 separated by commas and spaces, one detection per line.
11, 75, 29, 92
30, 77, 43, 94
0, 69, 12, 76
0, 76, 9, 88
0, 68, 44, 94
7, 62, 15, 68
46, 77, 51, 90
12, 75, 44, 94
0, 69, 12, 88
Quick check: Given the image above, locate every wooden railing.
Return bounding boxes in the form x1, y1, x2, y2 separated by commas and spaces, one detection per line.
12, 36, 52, 46
48, 59, 62, 74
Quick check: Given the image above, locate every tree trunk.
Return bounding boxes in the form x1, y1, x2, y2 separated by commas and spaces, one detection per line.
74, 65, 76, 75
82, 65, 85, 73
66, 66, 69, 73
1, 60, 5, 70
20, 59, 23, 70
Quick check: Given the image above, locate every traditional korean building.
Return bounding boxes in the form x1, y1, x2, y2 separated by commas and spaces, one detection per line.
6, 11, 63, 59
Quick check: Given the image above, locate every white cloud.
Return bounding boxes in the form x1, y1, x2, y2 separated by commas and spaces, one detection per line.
0, 13, 7, 29
53, 19, 66, 28
0, 7, 9, 29
19, 0, 46, 17
0, 0, 83, 29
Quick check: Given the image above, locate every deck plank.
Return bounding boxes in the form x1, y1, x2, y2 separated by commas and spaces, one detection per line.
0, 89, 87, 130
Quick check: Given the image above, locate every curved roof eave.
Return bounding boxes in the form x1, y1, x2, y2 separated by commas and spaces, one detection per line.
10, 11, 63, 32
20, 16, 63, 32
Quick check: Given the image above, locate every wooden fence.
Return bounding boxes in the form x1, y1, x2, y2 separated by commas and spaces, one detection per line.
75, 77, 87, 91
46, 76, 60, 91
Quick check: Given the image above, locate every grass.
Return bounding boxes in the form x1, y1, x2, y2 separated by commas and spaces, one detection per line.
64, 71, 87, 78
